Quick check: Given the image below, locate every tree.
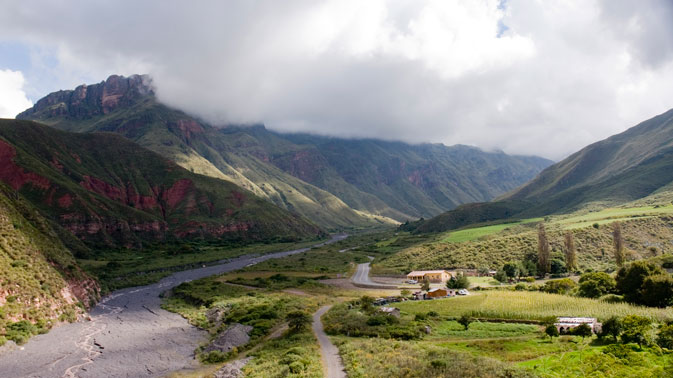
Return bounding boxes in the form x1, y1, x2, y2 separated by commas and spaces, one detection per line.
545, 324, 559, 341
564, 231, 577, 272
542, 278, 576, 294
502, 262, 520, 281
572, 323, 593, 341
640, 274, 673, 307
360, 296, 375, 313
400, 289, 411, 298
621, 315, 652, 349
550, 258, 567, 275
537, 223, 551, 276
600, 316, 622, 342
494, 270, 507, 283
446, 273, 470, 289
578, 272, 616, 298
477, 267, 490, 276
458, 314, 473, 330
521, 260, 537, 278
286, 311, 311, 332
656, 323, 673, 349
615, 261, 665, 304
612, 222, 625, 267
421, 277, 431, 291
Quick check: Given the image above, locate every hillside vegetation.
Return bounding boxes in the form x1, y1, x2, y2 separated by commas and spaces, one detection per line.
0, 184, 98, 345
0, 119, 324, 248
375, 205, 673, 274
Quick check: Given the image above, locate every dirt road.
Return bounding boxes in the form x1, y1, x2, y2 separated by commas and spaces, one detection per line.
0, 235, 346, 378
350, 262, 398, 289
312, 305, 346, 378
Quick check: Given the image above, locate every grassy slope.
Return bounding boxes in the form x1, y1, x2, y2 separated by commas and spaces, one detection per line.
0, 183, 98, 344
0, 119, 324, 247
503, 108, 673, 214
375, 203, 673, 274
20, 94, 393, 231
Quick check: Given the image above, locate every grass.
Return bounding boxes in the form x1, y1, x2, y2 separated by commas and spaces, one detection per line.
554, 205, 673, 229
440, 218, 541, 243
393, 291, 673, 322
430, 320, 539, 339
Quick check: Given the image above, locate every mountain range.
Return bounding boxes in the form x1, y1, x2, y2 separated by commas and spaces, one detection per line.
17, 75, 551, 230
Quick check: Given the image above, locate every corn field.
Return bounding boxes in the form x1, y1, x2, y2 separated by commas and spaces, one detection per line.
394, 291, 673, 322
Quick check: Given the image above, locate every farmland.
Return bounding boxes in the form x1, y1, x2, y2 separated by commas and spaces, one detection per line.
393, 291, 673, 321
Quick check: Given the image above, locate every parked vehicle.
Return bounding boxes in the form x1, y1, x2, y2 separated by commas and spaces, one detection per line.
458, 289, 469, 295
406, 279, 418, 284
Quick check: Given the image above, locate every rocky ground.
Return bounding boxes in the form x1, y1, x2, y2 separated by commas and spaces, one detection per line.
0, 235, 346, 378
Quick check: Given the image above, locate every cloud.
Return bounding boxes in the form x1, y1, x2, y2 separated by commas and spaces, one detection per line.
1, 0, 673, 159
0, 69, 32, 118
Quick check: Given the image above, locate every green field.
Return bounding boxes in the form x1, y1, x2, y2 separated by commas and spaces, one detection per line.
554, 205, 673, 229
440, 218, 541, 243
393, 291, 673, 321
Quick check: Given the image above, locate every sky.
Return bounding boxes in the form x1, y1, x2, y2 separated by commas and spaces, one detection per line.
1, 0, 673, 160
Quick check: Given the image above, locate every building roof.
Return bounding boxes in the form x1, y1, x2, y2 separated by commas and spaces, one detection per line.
407, 270, 449, 276
428, 288, 447, 293
380, 307, 400, 313
557, 317, 597, 323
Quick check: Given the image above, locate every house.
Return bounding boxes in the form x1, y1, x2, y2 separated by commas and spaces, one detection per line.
379, 307, 401, 318
406, 270, 453, 283
426, 288, 449, 298
554, 317, 602, 334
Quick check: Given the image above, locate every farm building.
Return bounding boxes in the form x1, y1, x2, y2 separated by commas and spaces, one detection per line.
554, 317, 602, 334
407, 270, 453, 283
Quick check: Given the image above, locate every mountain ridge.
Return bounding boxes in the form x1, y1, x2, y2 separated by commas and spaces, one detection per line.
17, 74, 552, 228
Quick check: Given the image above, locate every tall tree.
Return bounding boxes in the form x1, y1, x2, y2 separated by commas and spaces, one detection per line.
564, 231, 577, 272
612, 222, 625, 267
537, 223, 551, 276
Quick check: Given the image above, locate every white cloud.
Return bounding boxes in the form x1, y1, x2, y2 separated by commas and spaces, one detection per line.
0, 69, 32, 118
1, 0, 673, 159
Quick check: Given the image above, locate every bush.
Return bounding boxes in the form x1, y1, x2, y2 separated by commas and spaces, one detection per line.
199, 350, 227, 364
640, 274, 673, 308
621, 315, 653, 348
542, 278, 576, 294
515, 283, 527, 291
615, 261, 664, 304
600, 316, 622, 341
578, 272, 616, 298
656, 323, 673, 349
599, 294, 624, 303
5, 320, 37, 345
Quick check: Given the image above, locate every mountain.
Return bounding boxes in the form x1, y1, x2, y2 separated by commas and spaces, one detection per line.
17, 75, 552, 229
0, 181, 98, 344
501, 108, 673, 214
0, 119, 324, 249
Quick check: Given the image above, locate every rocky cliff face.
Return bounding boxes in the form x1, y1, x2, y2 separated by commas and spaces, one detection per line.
18, 75, 153, 120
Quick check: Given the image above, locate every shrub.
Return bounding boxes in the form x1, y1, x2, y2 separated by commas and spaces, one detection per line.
656, 323, 673, 349
640, 274, 673, 308
542, 278, 576, 294
458, 314, 473, 330
515, 283, 527, 291
545, 324, 559, 339
446, 273, 470, 289
572, 323, 592, 340
578, 272, 616, 298
199, 350, 227, 364
5, 320, 37, 345
621, 315, 653, 348
599, 294, 624, 303
286, 311, 311, 332
600, 316, 622, 341
615, 261, 664, 304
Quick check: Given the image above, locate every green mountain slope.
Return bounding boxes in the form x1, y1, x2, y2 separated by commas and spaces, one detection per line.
0, 182, 98, 344
0, 119, 324, 248
17, 75, 551, 228
502, 108, 673, 214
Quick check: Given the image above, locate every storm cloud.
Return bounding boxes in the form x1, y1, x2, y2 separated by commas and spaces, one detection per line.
2, 0, 673, 159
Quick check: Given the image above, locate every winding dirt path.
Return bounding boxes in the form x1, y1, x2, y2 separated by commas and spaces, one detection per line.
0, 235, 347, 378
312, 305, 347, 378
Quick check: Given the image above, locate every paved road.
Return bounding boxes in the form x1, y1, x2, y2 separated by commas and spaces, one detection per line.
312, 306, 346, 378
350, 261, 398, 289
0, 235, 347, 378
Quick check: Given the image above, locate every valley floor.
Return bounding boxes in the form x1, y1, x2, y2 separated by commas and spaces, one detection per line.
0, 235, 345, 378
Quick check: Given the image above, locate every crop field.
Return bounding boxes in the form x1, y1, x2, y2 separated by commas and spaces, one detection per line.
393, 291, 673, 321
